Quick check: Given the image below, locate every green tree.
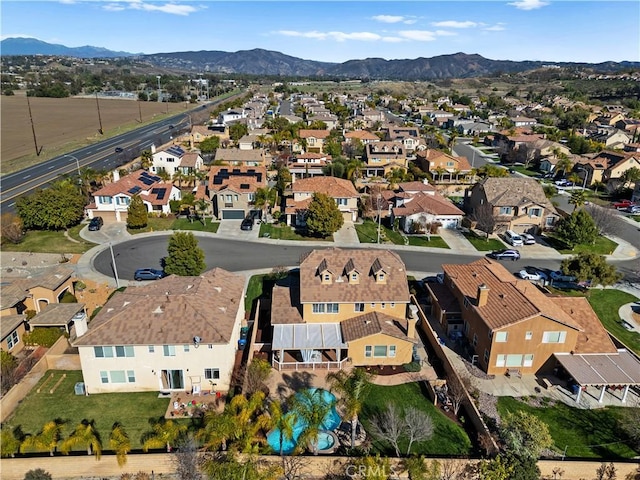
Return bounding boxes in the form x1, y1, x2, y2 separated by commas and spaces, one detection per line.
1, 426, 23, 458
60, 419, 102, 458
555, 155, 573, 178
554, 209, 598, 248
569, 189, 587, 211
16, 180, 85, 230
164, 232, 206, 276
478, 455, 513, 480
109, 422, 131, 467
140, 149, 153, 169
327, 368, 371, 449
21, 420, 65, 456
229, 123, 249, 142
560, 252, 622, 286
305, 192, 344, 238
290, 388, 334, 454
126, 194, 148, 229
142, 417, 187, 452
201, 452, 279, 480
245, 358, 272, 396
275, 167, 292, 193
542, 184, 558, 199
199, 135, 220, 154
622, 167, 640, 188
500, 411, 553, 460
199, 409, 236, 452
23, 469, 52, 480
268, 400, 297, 456
1, 349, 18, 391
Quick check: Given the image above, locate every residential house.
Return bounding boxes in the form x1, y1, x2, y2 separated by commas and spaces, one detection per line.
87, 170, 181, 222
510, 116, 537, 128
285, 176, 359, 226
466, 177, 559, 234
587, 128, 632, 149
344, 130, 380, 145
189, 125, 229, 148
1, 314, 26, 354
218, 108, 246, 125
150, 145, 204, 178
288, 153, 332, 181
414, 149, 472, 181
631, 182, 640, 204
390, 181, 464, 232
298, 129, 332, 154
592, 111, 625, 127
444, 118, 495, 136
383, 126, 424, 153
363, 141, 408, 177
214, 148, 268, 167
270, 248, 417, 370
425, 258, 625, 378
577, 151, 640, 189
208, 165, 267, 220
308, 113, 339, 130
74, 268, 245, 394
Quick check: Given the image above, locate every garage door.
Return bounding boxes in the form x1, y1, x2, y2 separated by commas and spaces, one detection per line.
438, 218, 459, 229
222, 210, 245, 220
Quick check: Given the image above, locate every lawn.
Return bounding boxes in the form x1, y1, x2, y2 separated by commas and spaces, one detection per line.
355, 219, 404, 245
406, 236, 450, 249
6, 370, 172, 453
587, 289, 640, 355
510, 165, 539, 177
631, 215, 640, 223
245, 274, 267, 313
497, 397, 639, 459
1, 226, 96, 254
544, 235, 619, 255
462, 231, 506, 251
258, 223, 333, 241
360, 382, 472, 456
127, 216, 220, 234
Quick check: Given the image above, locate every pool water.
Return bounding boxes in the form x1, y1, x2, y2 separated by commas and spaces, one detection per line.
266, 388, 340, 454
316, 431, 336, 450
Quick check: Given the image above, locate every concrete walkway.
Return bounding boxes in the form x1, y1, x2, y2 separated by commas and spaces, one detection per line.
438, 228, 477, 254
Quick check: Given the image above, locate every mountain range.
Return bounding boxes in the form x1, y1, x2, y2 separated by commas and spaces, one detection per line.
2, 37, 638, 80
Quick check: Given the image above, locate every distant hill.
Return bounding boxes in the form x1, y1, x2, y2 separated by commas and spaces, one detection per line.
2, 37, 638, 80
0, 37, 135, 58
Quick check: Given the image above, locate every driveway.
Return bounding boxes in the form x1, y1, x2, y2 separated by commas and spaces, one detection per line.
216, 220, 260, 239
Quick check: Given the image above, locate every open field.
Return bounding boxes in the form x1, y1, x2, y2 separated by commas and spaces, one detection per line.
0, 94, 190, 175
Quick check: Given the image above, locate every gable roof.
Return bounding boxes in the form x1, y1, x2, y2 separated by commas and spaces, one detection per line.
208, 165, 266, 193
291, 176, 358, 198
345, 130, 379, 141
341, 311, 415, 343
92, 169, 171, 206
553, 297, 617, 354
74, 268, 244, 347
8, 265, 74, 292
214, 148, 266, 163
392, 191, 464, 217
298, 129, 331, 139
476, 177, 558, 212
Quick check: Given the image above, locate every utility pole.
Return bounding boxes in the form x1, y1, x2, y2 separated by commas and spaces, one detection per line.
109, 242, 121, 288
26, 95, 43, 156
156, 75, 161, 103
138, 100, 142, 123
377, 193, 382, 244
95, 92, 104, 134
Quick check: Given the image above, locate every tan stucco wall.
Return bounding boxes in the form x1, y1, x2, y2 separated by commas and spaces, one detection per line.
1, 323, 26, 354
348, 332, 413, 366
28, 280, 74, 312
302, 302, 407, 323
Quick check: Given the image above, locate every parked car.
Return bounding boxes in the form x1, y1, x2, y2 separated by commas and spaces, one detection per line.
240, 217, 254, 231
88, 217, 103, 231
554, 179, 573, 187
487, 249, 521, 261
625, 205, 640, 214
612, 199, 634, 210
114, 147, 124, 153
134, 268, 165, 281
521, 233, 536, 245
518, 266, 548, 281
549, 270, 577, 282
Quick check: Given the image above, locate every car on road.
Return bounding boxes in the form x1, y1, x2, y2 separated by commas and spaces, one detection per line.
518, 266, 548, 281
549, 270, 576, 282
114, 147, 124, 153
625, 205, 640, 214
134, 268, 165, 281
521, 233, 536, 245
487, 249, 521, 261
612, 199, 634, 210
240, 217, 254, 231
88, 216, 103, 231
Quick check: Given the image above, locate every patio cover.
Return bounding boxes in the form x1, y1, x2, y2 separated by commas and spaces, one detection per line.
554, 350, 640, 386
272, 323, 347, 350
28, 303, 86, 329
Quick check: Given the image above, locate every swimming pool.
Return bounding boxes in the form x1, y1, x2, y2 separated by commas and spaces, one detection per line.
266, 388, 341, 454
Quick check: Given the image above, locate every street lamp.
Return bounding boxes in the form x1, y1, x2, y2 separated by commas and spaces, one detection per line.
376, 193, 382, 244
576, 167, 588, 190
62, 154, 81, 179
156, 75, 161, 103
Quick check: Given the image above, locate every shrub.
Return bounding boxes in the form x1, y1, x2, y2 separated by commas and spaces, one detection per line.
23, 328, 65, 347
403, 362, 421, 372
59, 291, 78, 303
24, 469, 52, 480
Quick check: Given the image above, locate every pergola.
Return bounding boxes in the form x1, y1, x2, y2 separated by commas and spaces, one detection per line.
554, 350, 640, 404
28, 303, 86, 334
272, 323, 347, 366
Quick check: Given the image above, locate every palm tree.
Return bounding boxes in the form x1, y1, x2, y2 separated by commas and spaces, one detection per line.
140, 149, 153, 170
569, 189, 587, 211
157, 168, 171, 182
290, 389, 333, 455
268, 400, 297, 456
555, 155, 573, 178
567, 172, 581, 186
327, 368, 371, 449
21, 419, 65, 456
622, 167, 640, 189
1, 427, 23, 458
591, 180, 606, 194
199, 410, 236, 452
109, 422, 131, 467
226, 391, 271, 453
142, 417, 187, 452
172, 170, 185, 188
61, 419, 102, 458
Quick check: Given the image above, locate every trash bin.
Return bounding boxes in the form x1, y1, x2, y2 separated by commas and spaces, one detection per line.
238, 338, 247, 351
240, 326, 249, 340
74, 382, 85, 395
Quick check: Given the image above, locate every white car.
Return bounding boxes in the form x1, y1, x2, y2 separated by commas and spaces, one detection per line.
550, 271, 576, 282
521, 233, 536, 245
518, 267, 548, 281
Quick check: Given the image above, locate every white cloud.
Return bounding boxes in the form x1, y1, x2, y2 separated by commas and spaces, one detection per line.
431, 20, 477, 28
371, 14, 417, 25
398, 30, 438, 42
508, 0, 550, 10
276, 30, 382, 42
484, 23, 507, 31
102, 1, 200, 16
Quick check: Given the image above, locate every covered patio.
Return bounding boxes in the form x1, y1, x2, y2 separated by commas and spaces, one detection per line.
272, 323, 349, 371
28, 303, 87, 336
554, 350, 640, 404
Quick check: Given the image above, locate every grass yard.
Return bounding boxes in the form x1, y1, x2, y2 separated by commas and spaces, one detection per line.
587, 289, 640, 355
631, 215, 640, 223
510, 165, 539, 177
171, 218, 219, 233
258, 223, 332, 241
6, 370, 173, 453
497, 397, 639, 459
1, 226, 96, 254
355, 219, 404, 245
245, 274, 267, 313
544, 234, 619, 255
406, 236, 450, 249
462, 231, 506, 251
361, 382, 472, 456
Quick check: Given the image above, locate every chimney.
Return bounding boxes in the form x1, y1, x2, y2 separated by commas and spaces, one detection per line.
151, 144, 156, 154
112, 169, 120, 182
477, 284, 489, 307
407, 305, 419, 339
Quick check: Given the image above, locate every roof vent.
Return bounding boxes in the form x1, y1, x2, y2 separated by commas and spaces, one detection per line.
123, 301, 130, 307
153, 306, 163, 314
214, 286, 222, 293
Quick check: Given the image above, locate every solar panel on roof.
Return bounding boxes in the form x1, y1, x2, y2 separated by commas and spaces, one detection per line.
128, 186, 141, 194
220, 168, 228, 174
141, 171, 151, 177
140, 176, 155, 186
213, 177, 223, 185
240, 183, 250, 189
156, 188, 167, 200
149, 175, 161, 182
151, 188, 159, 194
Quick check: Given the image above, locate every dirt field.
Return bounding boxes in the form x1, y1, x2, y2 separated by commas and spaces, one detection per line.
0, 93, 191, 174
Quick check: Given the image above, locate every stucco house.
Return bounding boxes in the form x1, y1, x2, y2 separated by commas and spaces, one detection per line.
363, 141, 408, 177
288, 153, 332, 181
298, 129, 332, 154
466, 177, 559, 234
74, 268, 245, 394
150, 145, 204, 178
577, 151, 640, 189
208, 165, 267, 220
214, 148, 269, 167
87, 170, 181, 222
284, 176, 359, 226
344, 130, 380, 145
270, 248, 417, 370
414, 149, 472, 182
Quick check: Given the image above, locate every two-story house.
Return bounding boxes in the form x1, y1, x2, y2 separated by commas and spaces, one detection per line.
270, 248, 417, 370
298, 129, 332, 154
74, 268, 245, 394
363, 141, 408, 178
87, 170, 181, 222
383, 127, 423, 153
284, 176, 359, 226
466, 177, 559, 234
577, 151, 640, 190
208, 165, 267, 220
288, 153, 332, 181
150, 145, 204, 178
214, 148, 269, 167
414, 149, 472, 182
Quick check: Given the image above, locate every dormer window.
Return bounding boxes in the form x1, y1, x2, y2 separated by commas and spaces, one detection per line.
322, 273, 332, 284
377, 273, 385, 283
351, 273, 358, 282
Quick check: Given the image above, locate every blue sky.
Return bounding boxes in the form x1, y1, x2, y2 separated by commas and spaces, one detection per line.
2, 1, 639, 63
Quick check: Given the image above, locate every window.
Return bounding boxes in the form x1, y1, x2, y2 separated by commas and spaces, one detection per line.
495, 332, 508, 343
148, 346, 155, 353
506, 354, 523, 367
545, 216, 555, 227
378, 273, 385, 282
390, 302, 395, 308
98, 196, 112, 204
525, 331, 533, 341
248, 193, 255, 201
446, 161, 455, 167
496, 355, 506, 367
110, 371, 126, 383
127, 370, 136, 383
484, 349, 490, 363
463, 297, 470, 309
354, 303, 365, 312
523, 354, 534, 367
225, 194, 233, 202
381, 303, 386, 309
373, 346, 388, 357
326, 303, 339, 314
163, 345, 176, 356
499, 207, 513, 215
529, 208, 542, 217
542, 331, 567, 344
351, 273, 358, 281
115, 345, 134, 357
472, 334, 478, 347
205, 368, 220, 380
312, 303, 325, 314
100, 371, 109, 384
365, 346, 372, 358
208, 344, 213, 350
94, 346, 114, 358
184, 345, 190, 352
116, 197, 130, 206
371, 303, 375, 308
7, 331, 19, 350
336, 198, 348, 206
389, 345, 396, 358
323, 274, 331, 281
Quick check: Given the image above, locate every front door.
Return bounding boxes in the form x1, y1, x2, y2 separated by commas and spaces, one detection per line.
161, 369, 184, 390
